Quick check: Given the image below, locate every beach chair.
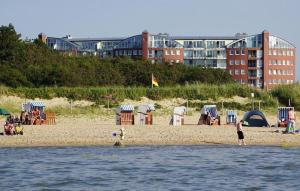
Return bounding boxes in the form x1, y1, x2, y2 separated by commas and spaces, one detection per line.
138, 105, 155, 125
226, 110, 237, 124
116, 105, 135, 125
278, 107, 294, 128
199, 105, 220, 126
171, 106, 186, 126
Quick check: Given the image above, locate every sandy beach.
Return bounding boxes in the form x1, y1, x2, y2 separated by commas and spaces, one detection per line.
1, 113, 299, 148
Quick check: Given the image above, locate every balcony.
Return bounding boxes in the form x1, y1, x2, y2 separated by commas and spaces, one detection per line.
248, 74, 262, 79
248, 64, 262, 70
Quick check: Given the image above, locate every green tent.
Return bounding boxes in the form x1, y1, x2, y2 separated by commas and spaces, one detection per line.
0, 108, 10, 116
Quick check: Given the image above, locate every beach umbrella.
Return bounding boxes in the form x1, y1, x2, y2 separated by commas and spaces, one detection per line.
0, 108, 10, 116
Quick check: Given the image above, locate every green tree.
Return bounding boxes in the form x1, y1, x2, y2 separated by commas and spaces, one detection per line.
0, 23, 21, 62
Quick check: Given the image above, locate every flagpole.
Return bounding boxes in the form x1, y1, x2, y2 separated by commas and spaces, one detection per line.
151, 73, 153, 89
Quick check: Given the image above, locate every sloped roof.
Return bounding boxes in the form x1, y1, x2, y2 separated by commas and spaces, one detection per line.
117, 105, 134, 112
29, 101, 45, 107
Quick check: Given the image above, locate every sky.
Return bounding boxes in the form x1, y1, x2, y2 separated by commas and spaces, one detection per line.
0, 0, 299, 80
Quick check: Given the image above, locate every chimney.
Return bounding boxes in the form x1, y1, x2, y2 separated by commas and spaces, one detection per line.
38, 33, 47, 43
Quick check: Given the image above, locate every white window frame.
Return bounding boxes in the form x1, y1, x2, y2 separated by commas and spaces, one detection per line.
241, 69, 245, 75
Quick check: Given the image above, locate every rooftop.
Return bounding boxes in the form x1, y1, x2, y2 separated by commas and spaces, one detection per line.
170, 36, 242, 40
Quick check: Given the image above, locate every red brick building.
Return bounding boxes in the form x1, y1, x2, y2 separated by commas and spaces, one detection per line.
113, 31, 184, 64
226, 30, 296, 90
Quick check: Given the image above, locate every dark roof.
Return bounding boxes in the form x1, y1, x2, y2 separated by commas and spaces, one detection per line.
170, 36, 241, 40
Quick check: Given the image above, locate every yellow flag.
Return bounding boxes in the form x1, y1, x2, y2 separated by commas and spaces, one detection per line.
152, 74, 159, 87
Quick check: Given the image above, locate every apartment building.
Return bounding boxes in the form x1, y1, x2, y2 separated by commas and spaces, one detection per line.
39, 30, 296, 89
226, 30, 296, 89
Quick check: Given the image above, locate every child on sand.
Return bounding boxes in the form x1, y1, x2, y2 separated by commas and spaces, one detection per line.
120, 128, 125, 140
236, 120, 246, 145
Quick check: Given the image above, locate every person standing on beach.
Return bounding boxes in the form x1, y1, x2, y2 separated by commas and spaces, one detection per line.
288, 109, 296, 133
120, 128, 125, 140
236, 120, 246, 145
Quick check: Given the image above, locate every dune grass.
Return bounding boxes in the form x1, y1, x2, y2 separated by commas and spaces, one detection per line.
1, 83, 296, 117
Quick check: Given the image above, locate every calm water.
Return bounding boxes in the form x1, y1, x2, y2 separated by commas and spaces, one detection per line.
0, 145, 299, 191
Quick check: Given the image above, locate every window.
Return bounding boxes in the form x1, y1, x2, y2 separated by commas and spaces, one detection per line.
257, 50, 263, 58
235, 69, 240, 75
241, 60, 245, 65
235, 50, 240, 55
258, 69, 262, 77
176, 50, 180, 55
291, 51, 294, 56
269, 60, 272, 65
277, 70, 281, 75
283, 50, 286, 56
269, 79, 272, 84
278, 60, 282, 65
171, 50, 174, 55
230, 60, 234, 65
176, 60, 180, 63
287, 51, 290, 56
229, 70, 233, 75
165, 50, 169, 55
283, 70, 286, 75
269, 69, 272, 75
235, 60, 240, 65
283, 60, 286, 65
241, 49, 245, 55
230, 50, 234, 55
273, 70, 277, 75
269, 50, 272, 55
241, 69, 245, 75
287, 60, 290, 65
257, 60, 263, 67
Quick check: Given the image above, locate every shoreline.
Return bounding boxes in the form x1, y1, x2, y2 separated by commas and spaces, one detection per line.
1, 141, 300, 149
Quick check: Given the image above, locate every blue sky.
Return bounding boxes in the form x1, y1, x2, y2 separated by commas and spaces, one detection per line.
1, 0, 299, 80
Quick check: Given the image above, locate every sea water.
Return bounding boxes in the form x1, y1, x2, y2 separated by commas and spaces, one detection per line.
0, 145, 299, 191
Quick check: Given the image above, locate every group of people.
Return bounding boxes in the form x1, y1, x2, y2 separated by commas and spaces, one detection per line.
3, 107, 44, 136
19, 107, 44, 125
4, 116, 24, 136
